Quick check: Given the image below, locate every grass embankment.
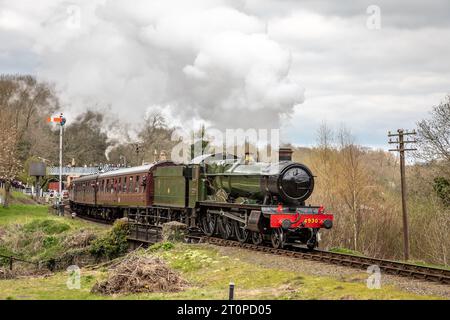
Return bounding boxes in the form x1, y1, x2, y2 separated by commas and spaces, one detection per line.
0, 189, 36, 206
0, 242, 444, 300
0, 204, 446, 300
0, 204, 108, 265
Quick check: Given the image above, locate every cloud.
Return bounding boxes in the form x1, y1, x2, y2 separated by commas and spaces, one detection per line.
0, 0, 304, 130
1, 0, 449, 147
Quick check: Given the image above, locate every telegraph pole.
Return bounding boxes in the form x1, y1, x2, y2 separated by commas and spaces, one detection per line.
388, 129, 417, 261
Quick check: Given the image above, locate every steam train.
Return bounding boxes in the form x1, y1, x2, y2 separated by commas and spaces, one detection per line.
69, 152, 333, 249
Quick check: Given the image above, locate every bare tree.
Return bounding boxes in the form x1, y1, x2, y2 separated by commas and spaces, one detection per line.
0, 111, 22, 208
417, 95, 450, 170
0, 75, 59, 163
107, 112, 178, 166
63, 110, 111, 166
337, 127, 373, 251
138, 112, 178, 163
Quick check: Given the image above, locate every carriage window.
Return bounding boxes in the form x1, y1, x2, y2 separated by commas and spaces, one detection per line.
123, 177, 127, 193
142, 175, 147, 192
135, 176, 140, 192
129, 176, 134, 193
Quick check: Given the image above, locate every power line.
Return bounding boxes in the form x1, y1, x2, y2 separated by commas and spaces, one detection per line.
388, 129, 417, 261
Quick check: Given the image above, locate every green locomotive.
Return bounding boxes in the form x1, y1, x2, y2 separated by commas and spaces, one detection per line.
70, 152, 333, 249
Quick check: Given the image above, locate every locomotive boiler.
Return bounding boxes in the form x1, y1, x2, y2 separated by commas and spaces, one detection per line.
205, 159, 315, 205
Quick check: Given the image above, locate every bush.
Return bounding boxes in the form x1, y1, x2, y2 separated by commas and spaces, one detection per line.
89, 220, 129, 259
434, 177, 450, 206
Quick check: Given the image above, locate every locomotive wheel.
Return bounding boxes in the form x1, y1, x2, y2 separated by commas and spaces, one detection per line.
202, 211, 217, 236
218, 217, 234, 240
234, 221, 249, 243
251, 231, 263, 245
271, 228, 285, 249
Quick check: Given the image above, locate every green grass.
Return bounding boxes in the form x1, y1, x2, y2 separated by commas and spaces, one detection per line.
23, 219, 70, 234
0, 205, 49, 225
0, 189, 36, 205
0, 204, 107, 231
0, 243, 443, 300
329, 247, 364, 256
11, 191, 32, 200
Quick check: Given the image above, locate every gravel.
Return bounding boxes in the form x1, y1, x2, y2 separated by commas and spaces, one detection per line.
212, 245, 450, 299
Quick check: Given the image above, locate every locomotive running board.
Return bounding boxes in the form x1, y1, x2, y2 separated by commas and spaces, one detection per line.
198, 201, 261, 211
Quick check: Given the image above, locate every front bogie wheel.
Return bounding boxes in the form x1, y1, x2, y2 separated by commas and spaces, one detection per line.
271, 228, 285, 249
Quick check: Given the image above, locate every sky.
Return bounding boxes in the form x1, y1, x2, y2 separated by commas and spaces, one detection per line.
1, 0, 449, 149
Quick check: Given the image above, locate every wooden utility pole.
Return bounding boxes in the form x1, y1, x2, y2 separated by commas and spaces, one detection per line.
388, 129, 417, 261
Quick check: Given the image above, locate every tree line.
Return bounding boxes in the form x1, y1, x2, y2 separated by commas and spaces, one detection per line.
0, 74, 449, 265
0, 75, 178, 206
293, 97, 450, 265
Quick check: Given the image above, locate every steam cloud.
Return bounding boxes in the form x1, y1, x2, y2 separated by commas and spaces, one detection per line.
0, 0, 304, 129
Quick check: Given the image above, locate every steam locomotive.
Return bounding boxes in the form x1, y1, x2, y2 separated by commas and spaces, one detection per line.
69, 152, 333, 249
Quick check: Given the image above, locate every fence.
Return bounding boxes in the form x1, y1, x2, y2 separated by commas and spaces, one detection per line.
0, 254, 40, 271
0, 253, 73, 272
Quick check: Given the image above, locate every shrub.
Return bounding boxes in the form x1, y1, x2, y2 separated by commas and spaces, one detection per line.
89, 220, 129, 259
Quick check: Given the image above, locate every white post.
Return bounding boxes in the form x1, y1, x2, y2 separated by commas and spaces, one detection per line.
59, 121, 63, 215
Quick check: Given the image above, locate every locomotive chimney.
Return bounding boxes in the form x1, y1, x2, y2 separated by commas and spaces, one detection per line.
279, 147, 293, 161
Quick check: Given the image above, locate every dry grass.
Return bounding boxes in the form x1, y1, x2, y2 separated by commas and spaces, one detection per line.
91, 251, 187, 295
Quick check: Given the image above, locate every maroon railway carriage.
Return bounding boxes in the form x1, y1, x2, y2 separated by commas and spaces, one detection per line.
70, 161, 173, 220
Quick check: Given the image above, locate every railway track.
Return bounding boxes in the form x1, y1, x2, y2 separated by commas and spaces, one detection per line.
197, 236, 450, 285
71, 213, 450, 285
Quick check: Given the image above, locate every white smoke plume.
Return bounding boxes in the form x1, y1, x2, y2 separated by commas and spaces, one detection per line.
0, 0, 304, 129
